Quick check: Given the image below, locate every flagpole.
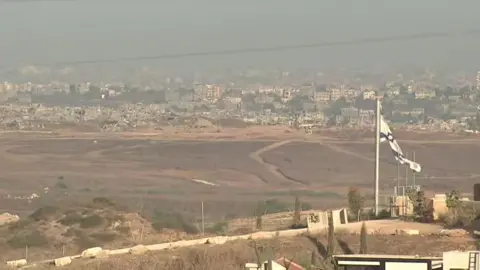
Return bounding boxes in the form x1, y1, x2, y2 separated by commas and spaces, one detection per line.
374, 98, 380, 216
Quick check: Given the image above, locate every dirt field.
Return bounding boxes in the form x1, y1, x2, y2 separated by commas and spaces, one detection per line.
0, 128, 479, 222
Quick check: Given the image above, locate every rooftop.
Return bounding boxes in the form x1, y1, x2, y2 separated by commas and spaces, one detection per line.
333, 254, 442, 260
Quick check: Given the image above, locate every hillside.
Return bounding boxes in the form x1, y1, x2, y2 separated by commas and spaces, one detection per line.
0, 197, 195, 263
62, 232, 477, 270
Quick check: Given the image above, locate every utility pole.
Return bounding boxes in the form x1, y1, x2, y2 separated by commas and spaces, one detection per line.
404, 152, 408, 217
201, 201, 205, 235
374, 98, 381, 216
413, 151, 416, 188
396, 162, 400, 196
405, 152, 409, 189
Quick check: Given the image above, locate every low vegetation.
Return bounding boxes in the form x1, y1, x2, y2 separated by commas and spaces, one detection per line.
1, 197, 155, 252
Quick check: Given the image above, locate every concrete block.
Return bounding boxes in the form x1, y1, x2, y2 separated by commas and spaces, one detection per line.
250, 232, 275, 240
6, 259, 27, 268
54, 257, 72, 267
235, 234, 251, 240
81, 247, 103, 258
395, 229, 419, 235
107, 248, 130, 255
95, 250, 110, 259
146, 243, 169, 251
129, 245, 149, 255
439, 229, 467, 237
205, 236, 228, 245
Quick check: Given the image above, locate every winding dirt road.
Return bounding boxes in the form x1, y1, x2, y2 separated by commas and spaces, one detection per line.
249, 140, 307, 185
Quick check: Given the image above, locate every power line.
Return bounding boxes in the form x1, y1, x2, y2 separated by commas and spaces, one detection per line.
5, 28, 480, 68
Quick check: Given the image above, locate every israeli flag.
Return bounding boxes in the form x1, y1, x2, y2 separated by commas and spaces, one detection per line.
379, 115, 421, 172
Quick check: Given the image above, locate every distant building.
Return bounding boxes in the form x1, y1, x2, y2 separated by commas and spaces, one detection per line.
222, 97, 242, 110
281, 88, 292, 103
194, 84, 222, 103
312, 91, 330, 102
329, 88, 343, 101
254, 94, 274, 104
341, 107, 359, 117
414, 90, 436, 99
362, 90, 377, 100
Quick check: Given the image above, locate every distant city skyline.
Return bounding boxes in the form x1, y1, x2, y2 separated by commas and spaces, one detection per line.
1, 1, 480, 71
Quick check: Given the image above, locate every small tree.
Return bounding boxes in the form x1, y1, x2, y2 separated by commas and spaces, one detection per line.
347, 187, 365, 221
292, 196, 301, 228
360, 222, 368, 254
446, 190, 461, 219
407, 190, 429, 222
255, 202, 264, 231
326, 211, 336, 257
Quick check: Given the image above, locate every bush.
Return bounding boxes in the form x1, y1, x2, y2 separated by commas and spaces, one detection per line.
115, 226, 131, 234
206, 221, 228, 235
90, 232, 117, 243
302, 202, 313, 210
91, 197, 115, 208
440, 202, 480, 228
74, 233, 98, 250
152, 211, 198, 234
54, 180, 68, 189
8, 231, 48, 248
80, 215, 104, 228
59, 212, 83, 226
347, 187, 365, 220
30, 206, 59, 221
8, 219, 31, 232
255, 199, 289, 216
62, 228, 77, 237
365, 209, 391, 220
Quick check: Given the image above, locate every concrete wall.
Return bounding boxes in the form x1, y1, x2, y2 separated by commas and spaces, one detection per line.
307, 208, 348, 232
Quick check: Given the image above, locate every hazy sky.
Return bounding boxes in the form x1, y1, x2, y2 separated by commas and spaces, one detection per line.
1, 0, 480, 71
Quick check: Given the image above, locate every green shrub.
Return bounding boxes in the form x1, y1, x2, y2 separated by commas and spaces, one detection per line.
30, 206, 59, 221
59, 212, 83, 226
115, 226, 131, 234
80, 215, 103, 228
255, 199, 289, 215
206, 221, 229, 235
74, 235, 98, 250
54, 180, 68, 189
152, 211, 198, 234
62, 228, 77, 237
8, 219, 31, 232
91, 197, 115, 208
90, 232, 117, 243
8, 231, 48, 248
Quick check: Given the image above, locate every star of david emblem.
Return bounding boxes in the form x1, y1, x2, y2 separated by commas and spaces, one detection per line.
381, 132, 395, 142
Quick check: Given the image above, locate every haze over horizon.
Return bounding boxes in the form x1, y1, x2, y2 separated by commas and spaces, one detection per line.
1, 0, 480, 72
